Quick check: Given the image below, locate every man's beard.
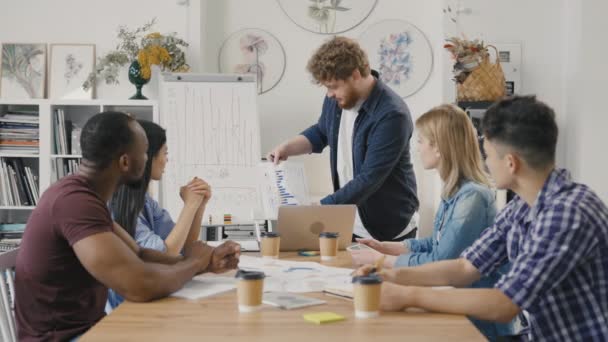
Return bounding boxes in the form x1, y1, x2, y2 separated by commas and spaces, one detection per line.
337, 90, 360, 109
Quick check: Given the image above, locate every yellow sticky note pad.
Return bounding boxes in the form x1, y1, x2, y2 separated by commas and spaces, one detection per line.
303, 312, 345, 324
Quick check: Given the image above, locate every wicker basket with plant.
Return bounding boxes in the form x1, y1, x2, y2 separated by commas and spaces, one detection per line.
444, 37, 505, 102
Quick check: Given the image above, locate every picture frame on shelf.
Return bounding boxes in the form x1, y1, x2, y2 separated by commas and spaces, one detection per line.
49, 44, 95, 99
0, 43, 47, 99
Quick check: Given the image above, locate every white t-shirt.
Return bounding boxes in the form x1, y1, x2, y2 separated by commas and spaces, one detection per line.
336, 100, 369, 238
336, 101, 417, 240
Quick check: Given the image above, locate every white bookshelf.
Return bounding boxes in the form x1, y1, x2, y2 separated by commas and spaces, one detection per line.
51, 154, 82, 158
0, 154, 39, 158
0, 99, 159, 225
0, 206, 36, 210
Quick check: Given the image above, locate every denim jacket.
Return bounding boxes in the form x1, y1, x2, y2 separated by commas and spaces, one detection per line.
395, 180, 515, 339
396, 181, 496, 266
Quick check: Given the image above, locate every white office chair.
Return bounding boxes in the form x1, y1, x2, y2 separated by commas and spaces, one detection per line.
0, 248, 18, 342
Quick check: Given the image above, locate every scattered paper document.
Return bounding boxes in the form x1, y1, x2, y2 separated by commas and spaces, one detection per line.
171, 275, 236, 300
238, 255, 352, 293
263, 292, 326, 310
323, 282, 454, 299
258, 161, 310, 219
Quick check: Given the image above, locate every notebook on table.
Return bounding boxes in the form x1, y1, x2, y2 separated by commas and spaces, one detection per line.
263, 292, 326, 310
323, 283, 454, 299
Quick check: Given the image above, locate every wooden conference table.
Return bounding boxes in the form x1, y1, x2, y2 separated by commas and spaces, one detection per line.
82, 252, 485, 341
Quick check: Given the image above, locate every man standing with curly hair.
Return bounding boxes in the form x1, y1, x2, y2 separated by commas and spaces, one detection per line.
267, 37, 419, 242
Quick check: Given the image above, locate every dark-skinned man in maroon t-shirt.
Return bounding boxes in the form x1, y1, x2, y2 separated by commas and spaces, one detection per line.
15, 112, 241, 341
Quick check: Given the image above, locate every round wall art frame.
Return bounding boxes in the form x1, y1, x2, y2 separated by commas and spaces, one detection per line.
277, 0, 378, 35
218, 28, 286, 95
358, 19, 434, 98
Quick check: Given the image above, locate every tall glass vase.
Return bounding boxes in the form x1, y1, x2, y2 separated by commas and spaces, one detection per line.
128, 60, 150, 100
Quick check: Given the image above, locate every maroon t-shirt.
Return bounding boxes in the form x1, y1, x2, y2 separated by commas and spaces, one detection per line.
15, 175, 113, 341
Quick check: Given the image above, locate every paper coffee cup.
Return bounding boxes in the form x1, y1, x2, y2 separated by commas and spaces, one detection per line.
319, 232, 339, 261
235, 270, 265, 313
260, 232, 280, 259
352, 275, 383, 318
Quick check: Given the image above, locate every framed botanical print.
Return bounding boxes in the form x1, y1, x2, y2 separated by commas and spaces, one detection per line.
218, 28, 286, 95
49, 44, 95, 99
0, 43, 47, 98
359, 20, 434, 98
277, 0, 378, 34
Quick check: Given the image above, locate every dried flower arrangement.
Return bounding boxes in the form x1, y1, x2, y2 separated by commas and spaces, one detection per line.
444, 37, 490, 83
442, 4, 505, 101
83, 18, 190, 90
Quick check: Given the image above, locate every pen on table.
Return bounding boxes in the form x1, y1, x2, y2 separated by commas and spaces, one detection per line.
370, 254, 386, 274
350, 254, 386, 276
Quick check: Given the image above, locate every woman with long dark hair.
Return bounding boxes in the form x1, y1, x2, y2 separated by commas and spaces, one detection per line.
108, 120, 210, 308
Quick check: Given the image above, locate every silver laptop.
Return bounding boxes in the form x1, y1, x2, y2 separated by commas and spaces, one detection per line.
273, 205, 356, 251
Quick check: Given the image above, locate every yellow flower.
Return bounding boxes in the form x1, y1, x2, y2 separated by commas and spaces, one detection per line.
137, 50, 150, 79
146, 32, 162, 39
137, 45, 172, 79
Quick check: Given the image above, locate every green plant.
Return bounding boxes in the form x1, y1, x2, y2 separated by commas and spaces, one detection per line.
83, 18, 189, 90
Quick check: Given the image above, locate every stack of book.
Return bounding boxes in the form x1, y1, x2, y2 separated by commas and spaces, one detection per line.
0, 222, 25, 241
52, 158, 81, 181
0, 157, 39, 206
0, 241, 19, 252
0, 223, 25, 251
0, 110, 39, 154
53, 108, 73, 154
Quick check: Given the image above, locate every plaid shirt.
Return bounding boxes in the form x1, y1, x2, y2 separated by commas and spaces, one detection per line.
462, 169, 608, 341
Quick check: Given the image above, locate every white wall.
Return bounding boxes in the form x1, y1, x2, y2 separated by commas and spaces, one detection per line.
4, 0, 604, 231
564, 1, 608, 202
0, 0, 203, 100
202, 0, 446, 235
449, 0, 607, 202
443, 0, 568, 167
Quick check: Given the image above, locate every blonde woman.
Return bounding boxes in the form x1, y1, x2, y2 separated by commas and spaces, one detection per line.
350, 104, 515, 340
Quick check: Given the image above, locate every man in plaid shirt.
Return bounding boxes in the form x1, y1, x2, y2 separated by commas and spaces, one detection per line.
356, 96, 608, 341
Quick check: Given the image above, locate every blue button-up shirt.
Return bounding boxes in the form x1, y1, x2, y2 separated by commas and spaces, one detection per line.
463, 169, 608, 341
133, 194, 176, 252
301, 70, 419, 241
